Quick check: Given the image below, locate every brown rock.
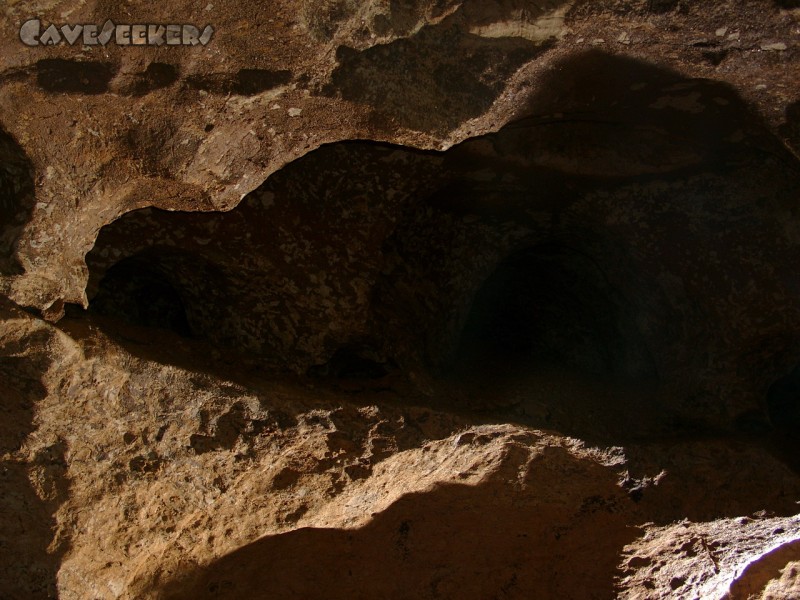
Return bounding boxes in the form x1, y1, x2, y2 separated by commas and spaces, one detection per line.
1, 1, 800, 598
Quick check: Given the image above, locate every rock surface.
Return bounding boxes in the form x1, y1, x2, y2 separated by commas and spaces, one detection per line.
1, 0, 800, 598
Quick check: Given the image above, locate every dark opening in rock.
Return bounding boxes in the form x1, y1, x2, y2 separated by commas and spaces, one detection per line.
307, 346, 393, 380
453, 243, 656, 380
91, 254, 193, 337
84, 239, 247, 357
767, 366, 800, 433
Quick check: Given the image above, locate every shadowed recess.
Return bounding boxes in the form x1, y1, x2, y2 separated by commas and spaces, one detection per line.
120, 62, 179, 96
453, 242, 657, 379
0, 128, 35, 276
88, 247, 234, 343
0, 305, 69, 598
92, 255, 193, 337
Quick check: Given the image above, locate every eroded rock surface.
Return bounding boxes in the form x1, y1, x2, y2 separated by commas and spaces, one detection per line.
1, 0, 800, 598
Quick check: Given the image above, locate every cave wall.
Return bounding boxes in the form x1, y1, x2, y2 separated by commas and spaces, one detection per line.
0, 0, 798, 315
73, 50, 800, 428
1, 1, 800, 598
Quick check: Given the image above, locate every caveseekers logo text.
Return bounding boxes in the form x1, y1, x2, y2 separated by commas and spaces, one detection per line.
20, 19, 214, 47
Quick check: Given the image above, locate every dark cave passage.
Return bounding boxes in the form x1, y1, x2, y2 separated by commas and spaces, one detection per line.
439, 239, 666, 442
453, 242, 656, 381
91, 255, 194, 337
70, 52, 800, 442
85, 246, 236, 346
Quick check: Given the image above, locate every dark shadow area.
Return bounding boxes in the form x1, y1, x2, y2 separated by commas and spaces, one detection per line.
765, 365, 800, 470
92, 254, 193, 337
779, 99, 800, 155
497, 50, 790, 177
439, 239, 666, 444
120, 62, 179, 97
453, 242, 656, 380
159, 446, 638, 600
307, 345, 394, 380
185, 69, 293, 95
0, 127, 35, 276
371, 51, 800, 442
36, 59, 115, 95
767, 365, 800, 432
86, 246, 235, 343
0, 301, 69, 599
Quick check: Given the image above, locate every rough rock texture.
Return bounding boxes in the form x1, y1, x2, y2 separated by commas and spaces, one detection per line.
1, 0, 800, 598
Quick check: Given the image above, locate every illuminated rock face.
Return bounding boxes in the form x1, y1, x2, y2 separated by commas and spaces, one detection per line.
1, 1, 800, 599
